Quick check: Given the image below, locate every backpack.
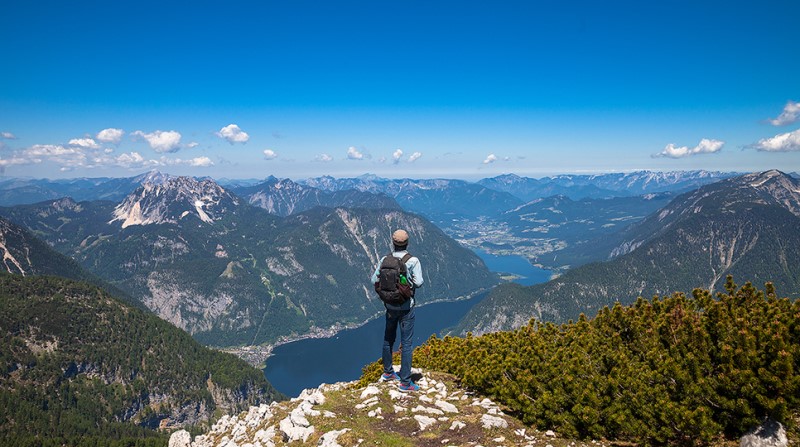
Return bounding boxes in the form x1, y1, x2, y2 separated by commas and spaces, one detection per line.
374, 253, 414, 306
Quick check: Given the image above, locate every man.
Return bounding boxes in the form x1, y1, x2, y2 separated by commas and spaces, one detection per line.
370, 229, 424, 392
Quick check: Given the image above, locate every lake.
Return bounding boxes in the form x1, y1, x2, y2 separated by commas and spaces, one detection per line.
470, 249, 553, 286
263, 250, 550, 397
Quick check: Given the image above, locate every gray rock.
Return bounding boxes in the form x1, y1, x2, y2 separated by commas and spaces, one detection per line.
449, 420, 466, 430
740, 419, 788, 447
435, 400, 459, 413
168, 429, 191, 447
359, 386, 380, 400
481, 414, 508, 429
318, 428, 350, 447
279, 414, 315, 443
297, 388, 326, 406
414, 414, 438, 431
254, 425, 276, 446
412, 405, 445, 415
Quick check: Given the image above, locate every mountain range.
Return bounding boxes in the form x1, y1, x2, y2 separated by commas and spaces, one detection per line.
0, 176, 497, 348
301, 175, 524, 222
0, 170, 171, 206
478, 170, 742, 201
231, 176, 400, 217
455, 170, 800, 335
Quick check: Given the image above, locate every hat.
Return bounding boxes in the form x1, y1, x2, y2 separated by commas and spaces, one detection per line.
392, 229, 409, 245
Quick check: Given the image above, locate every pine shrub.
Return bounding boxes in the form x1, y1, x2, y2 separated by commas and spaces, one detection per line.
405, 277, 799, 445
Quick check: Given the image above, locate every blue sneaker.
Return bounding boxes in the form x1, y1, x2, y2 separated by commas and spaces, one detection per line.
398, 381, 419, 392
380, 371, 400, 382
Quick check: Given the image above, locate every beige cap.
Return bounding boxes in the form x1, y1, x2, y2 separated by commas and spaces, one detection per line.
392, 229, 409, 245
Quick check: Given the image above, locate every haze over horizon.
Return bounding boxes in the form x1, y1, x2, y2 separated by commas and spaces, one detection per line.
2, 1, 799, 180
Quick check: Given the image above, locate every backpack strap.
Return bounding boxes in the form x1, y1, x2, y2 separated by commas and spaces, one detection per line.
399, 253, 412, 264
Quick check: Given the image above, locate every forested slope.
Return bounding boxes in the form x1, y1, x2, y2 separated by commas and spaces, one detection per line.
0, 274, 282, 447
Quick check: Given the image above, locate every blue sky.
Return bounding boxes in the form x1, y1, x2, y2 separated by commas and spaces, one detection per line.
1, 0, 799, 180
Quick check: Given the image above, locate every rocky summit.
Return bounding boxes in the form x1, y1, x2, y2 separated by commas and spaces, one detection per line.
169, 368, 611, 447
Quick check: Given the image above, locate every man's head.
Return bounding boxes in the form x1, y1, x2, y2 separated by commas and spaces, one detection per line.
392, 229, 409, 251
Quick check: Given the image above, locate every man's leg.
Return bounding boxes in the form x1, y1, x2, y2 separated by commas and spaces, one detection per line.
382, 310, 399, 374
398, 307, 416, 385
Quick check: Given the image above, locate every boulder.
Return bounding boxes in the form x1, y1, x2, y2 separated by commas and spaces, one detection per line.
740, 419, 787, 447
169, 429, 192, 447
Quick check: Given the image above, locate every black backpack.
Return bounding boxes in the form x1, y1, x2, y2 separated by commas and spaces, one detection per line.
374, 253, 414, 306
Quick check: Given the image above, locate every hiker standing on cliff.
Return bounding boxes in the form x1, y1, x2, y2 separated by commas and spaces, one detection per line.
371, 229, 424, 392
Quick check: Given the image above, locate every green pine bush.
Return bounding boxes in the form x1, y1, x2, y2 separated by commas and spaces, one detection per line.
388, 276, 800, 445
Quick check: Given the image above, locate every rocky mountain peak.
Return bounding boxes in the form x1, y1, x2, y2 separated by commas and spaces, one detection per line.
110, 176, 240, 228
743, 170, 800, 218
610, 170, 800, 259
134, 169, 173, 186
704, 170, 800, 217
50, 197, 79, 212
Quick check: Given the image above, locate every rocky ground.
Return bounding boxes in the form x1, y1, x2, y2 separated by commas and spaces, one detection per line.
169, 368, 614, 447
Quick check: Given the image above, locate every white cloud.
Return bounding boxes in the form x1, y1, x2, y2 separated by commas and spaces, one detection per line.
26, 144, 83, 158
408, 151, 422, 163
653, 138, 724, 158
187, 156, 213, 167
1, 131, 16, 139
132, 130, 183, 153
113, 152, 151, 168
315, 153, 333, 162
216, 124, 250, 144
263, 149, 278, 160
750, 129, 800, 152
483, 153, 498, 164
768, 100, 800, 126
68, 137, 100, 149
96, 128, 124, 144
392, 149, 403, 164
25, 144, 87, 167
0, 139, 217, 172
186, 142, 199, 149
347, 146, 364, 160
0, 155, 30, 167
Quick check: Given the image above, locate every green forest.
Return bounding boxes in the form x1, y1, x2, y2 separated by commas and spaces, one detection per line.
0, 273, 281, 447
363, 277, 799, 445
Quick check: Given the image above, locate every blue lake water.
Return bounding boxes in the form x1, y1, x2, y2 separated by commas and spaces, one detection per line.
263, 250, 550, 397
471, 250, 553, 286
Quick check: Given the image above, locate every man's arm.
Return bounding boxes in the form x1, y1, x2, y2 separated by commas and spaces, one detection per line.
370, 258, 383, 283
409, 258, 423, 288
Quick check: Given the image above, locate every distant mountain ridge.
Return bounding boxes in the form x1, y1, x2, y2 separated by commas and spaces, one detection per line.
0, 170, 172, 206
0, 170, 742, 211
478, 170, 739, 201
455, 170, 800, 335
232, 176, 400, 217
300, 175, 523, 221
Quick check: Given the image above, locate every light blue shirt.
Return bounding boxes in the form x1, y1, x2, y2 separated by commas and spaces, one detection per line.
371, 250, 423, 310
